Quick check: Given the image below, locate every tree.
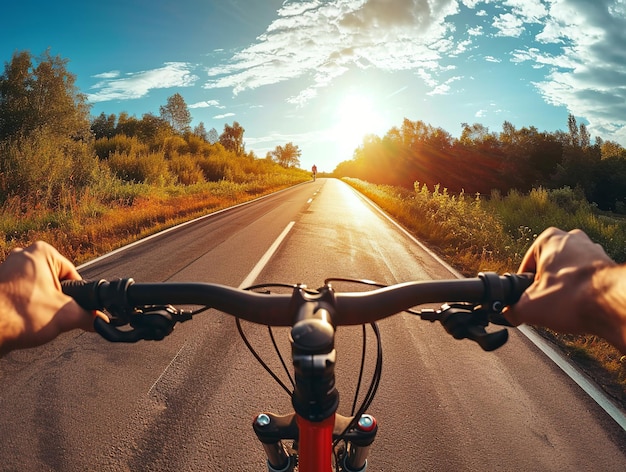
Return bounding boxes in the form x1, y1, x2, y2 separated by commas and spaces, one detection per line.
601, 140, 626, 159
91, 112, 117, 139
193, 121, 208, 141
219, 121, 245, 155
207, 127, 219, 144
567, 114, 579, 147
159, 93, 191, 133
579, 122, 590, 148
116, 112, 140, 137
0, 50, 90, 141
271, 142, 301, 168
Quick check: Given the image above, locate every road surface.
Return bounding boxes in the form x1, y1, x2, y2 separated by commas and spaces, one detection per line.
1, 178, 624, 471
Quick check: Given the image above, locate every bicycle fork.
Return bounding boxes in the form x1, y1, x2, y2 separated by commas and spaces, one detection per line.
253, 411, 377, 472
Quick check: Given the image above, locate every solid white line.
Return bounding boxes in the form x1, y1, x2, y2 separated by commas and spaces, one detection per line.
518, 325, 626, 430
77, 185, 303, 271
238, 221, 295, 289
344, 180, 626, 431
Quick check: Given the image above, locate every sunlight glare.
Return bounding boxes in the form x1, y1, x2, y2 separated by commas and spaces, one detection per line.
331, 93, 384, 159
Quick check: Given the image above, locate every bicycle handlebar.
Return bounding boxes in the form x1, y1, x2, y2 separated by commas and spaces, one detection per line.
62, 272, 533, 349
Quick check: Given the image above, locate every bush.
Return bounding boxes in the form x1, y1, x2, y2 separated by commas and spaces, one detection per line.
169, 153, 205, 185
94, 134, 147, 159
0, 128, 99, 208
107, 150, 172, 185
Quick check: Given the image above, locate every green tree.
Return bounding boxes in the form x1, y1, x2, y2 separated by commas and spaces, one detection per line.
579, 122, 591, 148
271, 142, 301, 168
0, 50, 90, 141
91, 112, 117, 139
159, 93, 191, 133
138, 112, 171, 143
567, 114, 579, 147
219, 121, 245, 155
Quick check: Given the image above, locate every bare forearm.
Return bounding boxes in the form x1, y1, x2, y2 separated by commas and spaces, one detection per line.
590, 265, 626, 353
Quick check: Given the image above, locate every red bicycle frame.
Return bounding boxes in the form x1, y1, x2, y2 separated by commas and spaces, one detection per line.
297, 414, 335, 472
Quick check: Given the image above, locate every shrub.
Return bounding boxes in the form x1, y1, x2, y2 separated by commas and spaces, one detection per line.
169, 153, 205, 185
0, 128, 99, 209
94, 134, 147, 159
107, 150, 172, 185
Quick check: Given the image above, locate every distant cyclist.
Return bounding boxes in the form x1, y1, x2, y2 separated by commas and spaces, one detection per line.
312, 164, 317, 181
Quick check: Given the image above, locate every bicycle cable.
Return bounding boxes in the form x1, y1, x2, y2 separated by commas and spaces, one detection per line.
235, 283, 309, 395
237, 278, 387, 467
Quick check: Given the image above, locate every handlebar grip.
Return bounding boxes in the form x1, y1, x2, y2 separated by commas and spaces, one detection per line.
61, 279, 107, 311
505, 272, 535, 304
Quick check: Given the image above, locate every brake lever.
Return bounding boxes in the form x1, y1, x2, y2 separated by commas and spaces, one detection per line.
94, 306, 192, 343
419, 304, 509, 351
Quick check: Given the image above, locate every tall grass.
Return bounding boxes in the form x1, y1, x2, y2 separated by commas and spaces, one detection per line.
343, 178, 626, 403
0, 172, 309, 263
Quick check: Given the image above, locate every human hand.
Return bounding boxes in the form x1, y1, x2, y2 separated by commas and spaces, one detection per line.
0, 241, 108, 356
505, 227, 626, 353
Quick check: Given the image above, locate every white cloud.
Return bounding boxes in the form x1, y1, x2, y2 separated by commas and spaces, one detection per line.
189, 100, 224, 109
493, 13, 525, 37
213, 112, 235, 119
468, 26, 483, 36
92, 71, 120, 79
87, 62, 198, 103
485, 55, 501, 63
502, 0, 547, 23
204, 0, 463, 102
515, 0, 626, 142
427, 75, 462, 95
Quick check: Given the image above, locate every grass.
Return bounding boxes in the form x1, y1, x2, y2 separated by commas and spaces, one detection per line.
1, 173, 624, 407
0, 175, 309, 263
342, 177, 626, 408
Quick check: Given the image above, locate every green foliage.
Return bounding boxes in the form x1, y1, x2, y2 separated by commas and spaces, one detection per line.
162, 135, 189, 159
107, 150, 172, 185
270, 142, 302, 168
0, 128, 99, 207
0, 50, 90, 141
334, 115, 626, 212
169, 153, 205, 185
219, 121, 245, 155
344, 178, 626, 273
159, 93, 191, 134
94, 134, 148, 159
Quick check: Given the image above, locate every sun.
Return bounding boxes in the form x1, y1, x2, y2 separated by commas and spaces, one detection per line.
331, 93, 384, 158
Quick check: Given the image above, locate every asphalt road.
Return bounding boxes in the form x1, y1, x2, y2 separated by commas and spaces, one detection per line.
1, 178, 625, 471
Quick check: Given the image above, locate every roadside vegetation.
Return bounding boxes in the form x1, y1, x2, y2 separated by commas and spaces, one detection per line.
0, 50, 308, 262
332, 109, 626, 408
343, 178, 626, 406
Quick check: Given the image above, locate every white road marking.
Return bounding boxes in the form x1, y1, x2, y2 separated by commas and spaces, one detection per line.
239, 221, 295, 289
345, 181, 626, 431
519, 325, 626, 430
144, 221, 295, 395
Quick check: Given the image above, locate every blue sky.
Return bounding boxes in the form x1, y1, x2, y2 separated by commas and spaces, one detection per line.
2, 0, 625, 172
